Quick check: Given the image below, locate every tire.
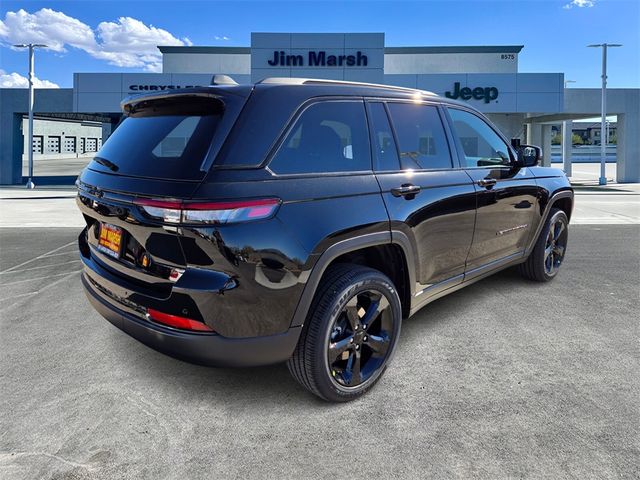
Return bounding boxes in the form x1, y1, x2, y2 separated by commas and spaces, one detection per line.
519, 208, 569, 282
287, 263, 402, 402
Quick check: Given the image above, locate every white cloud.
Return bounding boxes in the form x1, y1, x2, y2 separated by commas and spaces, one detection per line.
0, 8, 95, 52
0, 69, 59, 88
0, 8, 190, 71
563, 0, 595, 9
214, 35, 230, 41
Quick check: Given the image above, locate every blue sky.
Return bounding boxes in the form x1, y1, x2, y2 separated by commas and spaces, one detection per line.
1, 0, 638, 88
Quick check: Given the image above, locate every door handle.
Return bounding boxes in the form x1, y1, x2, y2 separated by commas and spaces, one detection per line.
391, 184, 421, 198
477, 178, 497, 189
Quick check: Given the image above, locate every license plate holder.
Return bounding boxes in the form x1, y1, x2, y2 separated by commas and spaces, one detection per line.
97, 223, 123, 259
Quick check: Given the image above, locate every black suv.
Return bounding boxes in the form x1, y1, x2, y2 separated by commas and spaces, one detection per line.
77, 78, 573, 402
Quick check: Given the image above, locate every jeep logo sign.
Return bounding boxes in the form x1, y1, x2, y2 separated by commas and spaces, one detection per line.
445, 82, 499, 103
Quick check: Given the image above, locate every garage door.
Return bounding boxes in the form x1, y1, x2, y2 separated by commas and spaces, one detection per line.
86, 138, 97, 152
47, 136, 61, 154
32, 136, 43, 154
63, 137, 76, 153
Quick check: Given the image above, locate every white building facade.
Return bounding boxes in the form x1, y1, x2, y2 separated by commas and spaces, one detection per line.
0, 32, 638, 185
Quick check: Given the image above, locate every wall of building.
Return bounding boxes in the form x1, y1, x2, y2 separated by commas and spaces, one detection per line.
384, 73, 564, 114
21, 117, 102, 162
162, 47, 251, 74
1, 33, 637, 184
72, 73, 225, 112
0, 88, 74, 184
525, 88, 640, 182
384, 47, 520, 74
250, 33, 385, 83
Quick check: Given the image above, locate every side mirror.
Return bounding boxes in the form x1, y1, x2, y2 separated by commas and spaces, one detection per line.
516, 145, 542, 167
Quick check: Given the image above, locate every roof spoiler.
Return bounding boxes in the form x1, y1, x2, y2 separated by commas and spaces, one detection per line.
121, 92, 223, 114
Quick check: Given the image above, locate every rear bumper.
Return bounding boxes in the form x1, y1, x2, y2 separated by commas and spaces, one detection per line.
82, 273, 301, 367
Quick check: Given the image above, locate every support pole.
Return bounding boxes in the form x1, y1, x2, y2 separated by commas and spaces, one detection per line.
26, 45, 35, 189
562, 120, 573, 177
599, 44, 607, 185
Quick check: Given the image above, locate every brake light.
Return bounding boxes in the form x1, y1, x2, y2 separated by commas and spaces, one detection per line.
134, 198, 280, 225
147, 308, 214, 332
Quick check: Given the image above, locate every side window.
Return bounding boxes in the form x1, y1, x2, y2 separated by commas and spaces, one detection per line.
269, 101, 370, 175
368, 102, 400, 171
386, 103, 453, 170
447, 108, 512, 168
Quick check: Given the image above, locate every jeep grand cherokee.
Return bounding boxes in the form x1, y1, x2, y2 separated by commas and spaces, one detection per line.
77, 77, 573, 402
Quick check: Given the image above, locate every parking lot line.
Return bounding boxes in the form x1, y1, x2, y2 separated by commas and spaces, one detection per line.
0, 270, 81, 308
0, 259, 81, 275
40, 250, 79, 259
0, 240, 76, 274
0, 270, 83, 287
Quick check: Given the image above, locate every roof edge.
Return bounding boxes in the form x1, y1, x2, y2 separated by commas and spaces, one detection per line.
384, 45, 524, 54
159, 45, 524, 55
158, 46, 251, 54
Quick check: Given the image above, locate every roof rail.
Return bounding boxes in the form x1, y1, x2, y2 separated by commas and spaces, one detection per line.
258, 77, 436, 96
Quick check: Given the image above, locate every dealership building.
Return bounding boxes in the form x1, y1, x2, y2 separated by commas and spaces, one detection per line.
1, 32, 638, 184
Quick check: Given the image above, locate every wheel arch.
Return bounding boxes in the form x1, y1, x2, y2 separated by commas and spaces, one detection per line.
526, 189, 574, 255
290, 232, 415, 327
551, 196, 573, 222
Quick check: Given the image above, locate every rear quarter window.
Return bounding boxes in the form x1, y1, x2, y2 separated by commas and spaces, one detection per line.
269, 100, 371, 175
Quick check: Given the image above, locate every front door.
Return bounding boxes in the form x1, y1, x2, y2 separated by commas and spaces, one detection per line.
445, 107, 538, 276
367, 101, 477, 296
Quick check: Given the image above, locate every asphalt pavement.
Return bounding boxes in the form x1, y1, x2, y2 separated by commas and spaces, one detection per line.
0, 225, 638, 479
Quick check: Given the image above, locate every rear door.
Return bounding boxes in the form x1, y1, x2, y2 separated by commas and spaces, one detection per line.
445, 107, 538, 276
368, 100, 476, 297
250, 98, 390, 256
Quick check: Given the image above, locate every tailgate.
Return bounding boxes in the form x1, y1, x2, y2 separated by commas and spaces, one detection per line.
77, 173, 196, 297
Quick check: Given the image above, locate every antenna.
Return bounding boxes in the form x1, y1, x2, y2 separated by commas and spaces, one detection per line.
211, 74, 238, 86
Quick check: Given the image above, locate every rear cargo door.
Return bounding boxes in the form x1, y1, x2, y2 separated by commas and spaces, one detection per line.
77, 88, 250, 288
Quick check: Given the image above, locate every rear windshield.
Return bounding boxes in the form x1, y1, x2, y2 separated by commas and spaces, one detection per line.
90, 95, 224, 181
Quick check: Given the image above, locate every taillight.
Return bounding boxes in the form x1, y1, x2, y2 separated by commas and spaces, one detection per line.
169, 268, 184, 282
134, 198, 280, 225
147, 308, 214, 332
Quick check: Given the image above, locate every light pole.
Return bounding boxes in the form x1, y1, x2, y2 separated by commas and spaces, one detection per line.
562, 80, 576, 177
13, 43, 48, 189
588, 43, 622, 185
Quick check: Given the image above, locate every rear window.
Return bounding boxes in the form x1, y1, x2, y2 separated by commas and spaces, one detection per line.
90, 95, 224, 181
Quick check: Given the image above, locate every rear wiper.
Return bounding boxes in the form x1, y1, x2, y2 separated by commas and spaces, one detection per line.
94, 157, 119, 172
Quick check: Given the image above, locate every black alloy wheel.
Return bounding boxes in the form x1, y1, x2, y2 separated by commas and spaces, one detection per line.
520, 208, 569, 282
544, 216, 568, 276
327, 290, 393, 388
288, 264, 402, 402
